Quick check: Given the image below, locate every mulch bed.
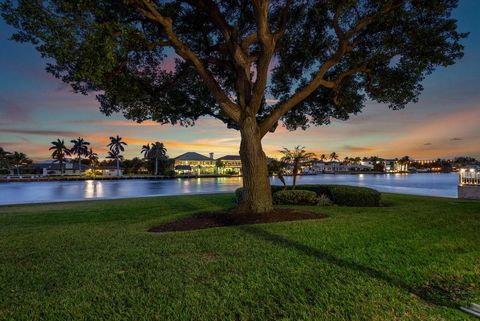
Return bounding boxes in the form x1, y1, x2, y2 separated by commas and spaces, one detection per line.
148, 208, 327, 233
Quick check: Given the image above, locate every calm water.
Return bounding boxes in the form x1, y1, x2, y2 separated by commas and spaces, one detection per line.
0, 173, 459, 205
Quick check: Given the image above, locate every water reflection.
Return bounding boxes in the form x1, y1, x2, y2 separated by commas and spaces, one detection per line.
0, 173, 459, 205
84, 180, 104, 198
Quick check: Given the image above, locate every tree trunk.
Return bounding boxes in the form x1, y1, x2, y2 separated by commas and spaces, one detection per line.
292, 164, 298, 189
79, 157, 82, 174
61, 161, 64, 177
155, 157, 158, 176
116, 158, 120, 176
278, 172, 286, 188
238, 116, 273, 213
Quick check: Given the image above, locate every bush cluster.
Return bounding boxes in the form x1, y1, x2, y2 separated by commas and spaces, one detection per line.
317, 194, 333, 206
327, 185, 381, 207
235, 184, 381, 207
273, 190, 319, 205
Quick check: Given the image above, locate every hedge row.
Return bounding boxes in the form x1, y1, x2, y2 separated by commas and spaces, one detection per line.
273, 190, 319, 206
236, 184, 381, 207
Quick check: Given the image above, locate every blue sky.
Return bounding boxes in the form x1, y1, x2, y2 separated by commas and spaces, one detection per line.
0, 1, 479, 160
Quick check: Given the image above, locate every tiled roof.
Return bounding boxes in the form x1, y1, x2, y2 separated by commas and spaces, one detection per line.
174, 152, 212, 161
217, 155, 241, 161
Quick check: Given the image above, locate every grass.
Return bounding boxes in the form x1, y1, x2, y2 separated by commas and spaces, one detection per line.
0, 193, 479, 321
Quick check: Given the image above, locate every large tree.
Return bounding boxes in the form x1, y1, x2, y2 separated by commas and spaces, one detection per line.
1, 0, 466, 213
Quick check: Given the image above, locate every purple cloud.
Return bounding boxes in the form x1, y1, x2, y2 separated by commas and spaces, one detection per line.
0, 128, 81, 136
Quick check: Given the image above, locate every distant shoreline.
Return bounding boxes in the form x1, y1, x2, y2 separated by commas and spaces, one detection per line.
0, 174, 237, 183
0, 171, 455, 183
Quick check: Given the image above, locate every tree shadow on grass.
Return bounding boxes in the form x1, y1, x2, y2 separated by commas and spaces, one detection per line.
238, 225, 471, 309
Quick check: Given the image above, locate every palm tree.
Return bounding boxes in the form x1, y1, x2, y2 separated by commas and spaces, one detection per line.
141, 144, 150, 159
267, 159, 287, 188
280, 146, 315, 189
87, 148, 98, 163
319, 154, 327, 162
106, 150, 124, 173
329, 152, 339, 162
148, 142, 167, 175
141, 142, 167, 175
107, 135, 127, 176
70, 137, 90, 174
106, 149, 124, 176
50, 139, 71, 176
87, 148, 99, 177
107, 150, 123, 161
0, 147, 12, 173
10, 152, 30, 176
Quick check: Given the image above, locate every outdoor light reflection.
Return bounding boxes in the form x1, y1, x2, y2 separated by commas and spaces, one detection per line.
84, 180, 104, 198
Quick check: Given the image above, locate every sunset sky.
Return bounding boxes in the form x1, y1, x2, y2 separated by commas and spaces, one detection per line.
0, 1, 479, 161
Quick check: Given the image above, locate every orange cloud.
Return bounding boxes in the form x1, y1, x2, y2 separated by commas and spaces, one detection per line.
343, 145, 376, 152
372, 106, 480, 158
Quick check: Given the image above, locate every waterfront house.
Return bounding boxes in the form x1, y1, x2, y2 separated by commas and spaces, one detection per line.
173, 152, 216, 175
360, 158, 376, 169
30, 161, 90, 176
360, 158, 407, 173
216, 155, 242, 175
384, 159, 409, 172
323, 163, 370, 172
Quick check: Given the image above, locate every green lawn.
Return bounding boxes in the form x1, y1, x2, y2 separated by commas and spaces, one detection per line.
0, 193, 479, 321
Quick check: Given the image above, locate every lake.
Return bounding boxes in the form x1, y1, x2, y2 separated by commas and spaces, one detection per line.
0, 173, 459, 205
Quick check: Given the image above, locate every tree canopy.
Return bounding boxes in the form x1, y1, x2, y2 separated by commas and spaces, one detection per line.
1, 0, 466, 133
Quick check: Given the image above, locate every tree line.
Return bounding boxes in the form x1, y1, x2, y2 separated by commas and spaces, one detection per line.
0, 136, 169, 176
1, 142, 477, 178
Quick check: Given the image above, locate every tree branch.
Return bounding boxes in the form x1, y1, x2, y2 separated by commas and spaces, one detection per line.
185, 0, 255, 110
249, 0, 275, 115
333, 0, 346, 40
134, 0, 241, 123
240, 32, 257, 52
273, 0, 291, 42
258, 0, 405, 137
345, 0, 405, 38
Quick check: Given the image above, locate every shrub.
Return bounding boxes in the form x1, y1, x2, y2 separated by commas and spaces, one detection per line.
273, 190, 319, 206
328, 185, 381, 207
235, 184, 381, 207
271, 184, 331, 197
317, 194, 333, 206
163, 169, 176, 177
